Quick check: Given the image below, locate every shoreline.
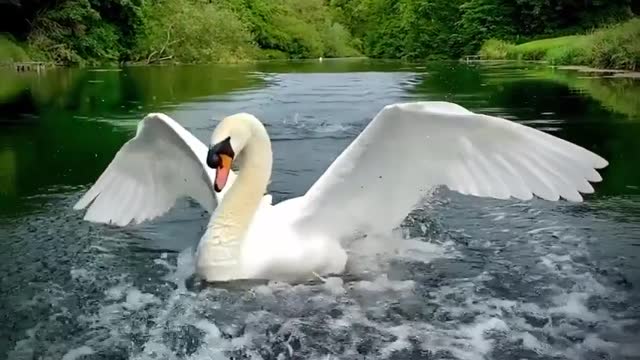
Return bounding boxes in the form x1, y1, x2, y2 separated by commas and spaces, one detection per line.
553, 65, 640, 79
3, 58, 640, 79
462, 59, 640, 79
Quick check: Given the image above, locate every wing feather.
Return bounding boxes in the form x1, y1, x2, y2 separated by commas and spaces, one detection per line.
293, 101, 608, 241
472, 149, 510, 199
74, 113, 233, 226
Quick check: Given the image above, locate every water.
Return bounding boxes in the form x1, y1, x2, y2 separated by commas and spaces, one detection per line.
1, 59, 639, 360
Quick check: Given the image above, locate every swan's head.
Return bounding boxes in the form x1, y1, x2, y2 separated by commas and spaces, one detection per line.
207, 113, 263, 192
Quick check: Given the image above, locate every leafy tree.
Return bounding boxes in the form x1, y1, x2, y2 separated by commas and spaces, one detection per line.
0, 0, 634, 64
134, 0, 254, 64
331, 0, 633, 59
458, 0, 517, 54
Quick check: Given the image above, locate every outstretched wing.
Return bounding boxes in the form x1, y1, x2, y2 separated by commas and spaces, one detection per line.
74, 113, 236, 226
293, 101, 608, 240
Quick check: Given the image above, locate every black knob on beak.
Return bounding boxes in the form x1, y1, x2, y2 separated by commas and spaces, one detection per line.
207, 148, 220, 168
207, 137, 234, 169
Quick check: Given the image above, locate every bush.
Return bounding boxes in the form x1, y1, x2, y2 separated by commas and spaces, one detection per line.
225, 0, 357, 59
25, 0, 143, 65
589, 18, 640, 71
0, 34, 29, 63
321, 22, 360, 58
479, 39, 513, 59
133, 0, 255, 64
545, 45, 589, 65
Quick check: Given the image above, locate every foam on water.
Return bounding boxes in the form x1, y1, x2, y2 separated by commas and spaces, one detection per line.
5, 211, 638, 359
5, 189, 640, 360
61, 346, 95, 360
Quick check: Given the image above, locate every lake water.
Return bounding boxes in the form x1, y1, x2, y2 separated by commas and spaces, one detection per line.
1, 60, 639, 360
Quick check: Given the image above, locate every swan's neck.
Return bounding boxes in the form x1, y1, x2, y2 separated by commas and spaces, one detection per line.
208, 136, 272, 236
196, 127, 272, 281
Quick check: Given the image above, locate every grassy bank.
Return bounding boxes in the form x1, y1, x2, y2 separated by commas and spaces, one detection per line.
479, 18, 640, 71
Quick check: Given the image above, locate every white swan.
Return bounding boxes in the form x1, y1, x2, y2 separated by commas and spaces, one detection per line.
74, 101, 608, 282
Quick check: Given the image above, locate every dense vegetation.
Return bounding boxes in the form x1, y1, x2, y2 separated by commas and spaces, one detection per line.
0, 0, 637, 66
330, 0, 635, 60
0, 0, 359, 65
480, 18, 640, 71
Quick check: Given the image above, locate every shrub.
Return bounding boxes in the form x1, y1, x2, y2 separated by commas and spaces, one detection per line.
588, 18, 640, 71
133, 0, 255, 64
479, 39, 513, 59
0, 34, 29, 63
25, 0, 141, 65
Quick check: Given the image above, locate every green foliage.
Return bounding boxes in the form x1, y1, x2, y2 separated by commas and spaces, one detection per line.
0, 34, 29, 63
589, 18, 640, 70
458, 0, 516, 55
0, 0, 635, 65
330, 0, 633, 60
511, 36, 589, 61
24, 0, 144, 65
480, 18, 640, 70
321, 23, 360, 58
133, 0, 255, 64
479, 39, 513, 59
223, 0, 358, 59
330, 0, 467, 59
507, 0, 632, 36
545, 45, 590, 66
11, 0, 357, 64
480, 35, 591, 63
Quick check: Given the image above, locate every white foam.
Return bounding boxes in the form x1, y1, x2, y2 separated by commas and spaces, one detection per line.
162, 247, 196, 292
394, 238, 448, 262
517, 331, 546, 353
11, 196, 638, 360
69, 268, 91, 280
322, 276, 345, 295
379, 325, 413, 357
346, 229, 450, 275
61, 346, 94, 360
105, 282, 129, 300
353, 274, 415, 293
462, 317, 509, 355
124, 288, 160, 311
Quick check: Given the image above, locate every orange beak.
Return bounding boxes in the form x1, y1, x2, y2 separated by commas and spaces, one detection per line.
214, 153, 233, 192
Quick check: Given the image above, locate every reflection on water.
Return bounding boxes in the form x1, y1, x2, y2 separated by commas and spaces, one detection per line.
1, 61, 639, 213
0, 148, 16, 196
0, 60, 639, 360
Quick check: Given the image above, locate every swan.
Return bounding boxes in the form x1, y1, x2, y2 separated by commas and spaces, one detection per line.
74, 101, 608, 282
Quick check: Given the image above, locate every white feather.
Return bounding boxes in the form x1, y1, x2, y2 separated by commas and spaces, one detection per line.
74, 113, 236, 226
294, 101, 607, 241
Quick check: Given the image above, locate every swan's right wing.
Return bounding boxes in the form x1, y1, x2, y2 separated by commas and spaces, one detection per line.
74, 113, 236, 226
292, 101, 607, 241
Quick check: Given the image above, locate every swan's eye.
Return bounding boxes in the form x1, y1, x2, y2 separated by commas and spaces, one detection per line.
207, 137, 235, 169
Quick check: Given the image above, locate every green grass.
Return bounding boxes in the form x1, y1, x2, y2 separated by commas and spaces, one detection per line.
479, 18, 640, 71
0, 34, 30, 63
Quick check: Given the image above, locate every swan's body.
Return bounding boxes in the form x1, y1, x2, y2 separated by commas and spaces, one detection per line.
74, 102, 608, 282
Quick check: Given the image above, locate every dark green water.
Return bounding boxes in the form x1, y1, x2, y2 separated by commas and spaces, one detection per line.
0, 60, 639, 359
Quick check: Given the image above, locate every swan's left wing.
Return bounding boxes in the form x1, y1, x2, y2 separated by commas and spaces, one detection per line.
292, 101, 608, 241
74, 113, 236, 226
